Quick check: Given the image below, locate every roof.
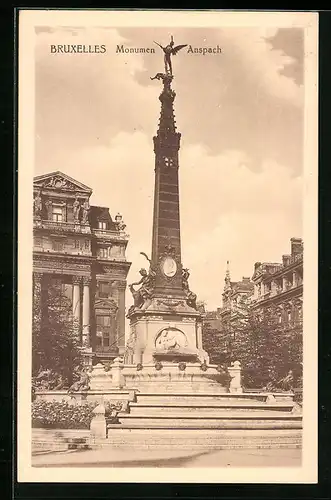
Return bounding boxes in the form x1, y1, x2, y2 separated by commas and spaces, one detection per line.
89, 206, 117, 229
34, 171, 92, 194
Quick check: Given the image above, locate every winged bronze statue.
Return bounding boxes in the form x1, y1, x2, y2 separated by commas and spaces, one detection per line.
154, 36, 188, 76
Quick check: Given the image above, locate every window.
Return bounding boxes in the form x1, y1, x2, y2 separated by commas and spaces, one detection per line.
53, 239, 63, 252
95, 314, 115, 349
99, 282, 110, 298
164, 157, 173, 168
98, 221, 107, 230
96, 315, 111, 326
99, 247, 108, 259
52, 206, 63, 222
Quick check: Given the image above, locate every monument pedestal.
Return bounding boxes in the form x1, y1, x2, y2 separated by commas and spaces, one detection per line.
125, 296, 209, 366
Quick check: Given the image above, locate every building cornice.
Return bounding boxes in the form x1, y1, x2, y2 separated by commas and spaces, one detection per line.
251, 284, 303, 308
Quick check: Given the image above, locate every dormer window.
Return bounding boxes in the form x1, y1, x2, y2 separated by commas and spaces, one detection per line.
98, 221, 107, 230
52, 206, 63, 222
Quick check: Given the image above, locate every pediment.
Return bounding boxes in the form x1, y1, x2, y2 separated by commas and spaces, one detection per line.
95, 298, 118, 313
34, 171, 92, 194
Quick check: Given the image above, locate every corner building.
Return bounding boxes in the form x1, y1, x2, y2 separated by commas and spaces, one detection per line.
32, 171, 131, 364
251, 238, 303, 326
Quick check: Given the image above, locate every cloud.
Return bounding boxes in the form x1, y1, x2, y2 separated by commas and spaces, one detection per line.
35, 26, 304, 178
219, 28, 303, 107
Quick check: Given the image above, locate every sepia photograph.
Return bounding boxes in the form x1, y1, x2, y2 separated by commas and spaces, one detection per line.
18, 10, 318, 483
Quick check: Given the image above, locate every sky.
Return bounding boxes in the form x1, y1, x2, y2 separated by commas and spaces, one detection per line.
34, 26, 304, 311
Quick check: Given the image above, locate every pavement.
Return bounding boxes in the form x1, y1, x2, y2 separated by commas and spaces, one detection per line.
32, 447, 302, 468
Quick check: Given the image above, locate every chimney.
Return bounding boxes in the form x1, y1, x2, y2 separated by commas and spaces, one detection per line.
291, 237, 303, 256
282, 254, 291, 266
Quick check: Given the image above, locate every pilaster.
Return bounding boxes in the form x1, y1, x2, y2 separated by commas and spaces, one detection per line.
82, 276, 91, 347
72, 275, 82, 338
116, 280, 127, 350
33, 272, 43, 329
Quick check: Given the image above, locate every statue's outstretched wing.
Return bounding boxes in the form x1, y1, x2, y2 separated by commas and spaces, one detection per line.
172, 44, 188, 55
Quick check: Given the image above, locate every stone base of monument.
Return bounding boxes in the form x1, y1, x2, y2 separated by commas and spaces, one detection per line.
95, 390, 302, 450
87, 360, 302, 450
120, 362, 229, 393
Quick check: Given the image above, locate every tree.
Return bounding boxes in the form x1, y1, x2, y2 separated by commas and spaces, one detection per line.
32, 282, 83, 389
202, 322, 230, 365
231, 305, 303, 390
202, 301, 303, 390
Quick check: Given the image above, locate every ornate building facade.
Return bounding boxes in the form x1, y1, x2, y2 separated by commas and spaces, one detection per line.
33, 171, 131, 364
219, 261, 254, 325
251, 237, 303, 326
205, 237, 303, 337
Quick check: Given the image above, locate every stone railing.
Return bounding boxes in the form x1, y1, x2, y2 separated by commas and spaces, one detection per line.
92, 229, 129, 242
33, 219, 91, 234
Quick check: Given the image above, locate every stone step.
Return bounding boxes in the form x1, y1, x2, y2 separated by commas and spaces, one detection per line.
115, 414, 302, 429
129, 402, 294, 415
102, 428, 302, 450
135, 392, 294, 405
32, 429, 90, 455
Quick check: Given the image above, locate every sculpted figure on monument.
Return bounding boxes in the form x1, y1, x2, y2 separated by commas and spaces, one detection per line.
115, 213, 126, 231
81, 200, 90, 224
129, 267, 156, 309
156, 328, 185, 351
33, 190, 43, 217
182, 267, 190, 291
67, 368, 90, 394
154, 36, 188, 76
73, 197, 80, 221
182, 268, 198, 310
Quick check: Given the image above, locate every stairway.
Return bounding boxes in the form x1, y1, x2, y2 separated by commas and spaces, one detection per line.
104, 391, 302, 450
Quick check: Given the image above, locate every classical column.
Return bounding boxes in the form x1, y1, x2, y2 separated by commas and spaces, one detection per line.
117, 281, 126, 352
72, 276, 81, 338
270, 280, 277, 296
82, 277, 91, 347
253, 283, 259, 300
45, 200, 53, 220
261, 281, 265, 296
282, 276, 288, 291
33, 272, 43, 329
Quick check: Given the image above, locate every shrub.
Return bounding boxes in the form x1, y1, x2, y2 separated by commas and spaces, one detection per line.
32, 399, 130, 429
32, 399, 99, 429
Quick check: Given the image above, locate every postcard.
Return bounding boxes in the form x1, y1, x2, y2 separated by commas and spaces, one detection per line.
18, 9, 318, 483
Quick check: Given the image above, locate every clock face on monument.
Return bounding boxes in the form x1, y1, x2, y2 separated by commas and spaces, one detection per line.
161, 257, 177, 277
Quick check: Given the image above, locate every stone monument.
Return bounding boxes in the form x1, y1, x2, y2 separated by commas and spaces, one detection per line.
125, 37, 211, 375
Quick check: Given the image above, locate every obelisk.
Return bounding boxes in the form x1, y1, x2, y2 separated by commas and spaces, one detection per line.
125, 38, 209, 367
